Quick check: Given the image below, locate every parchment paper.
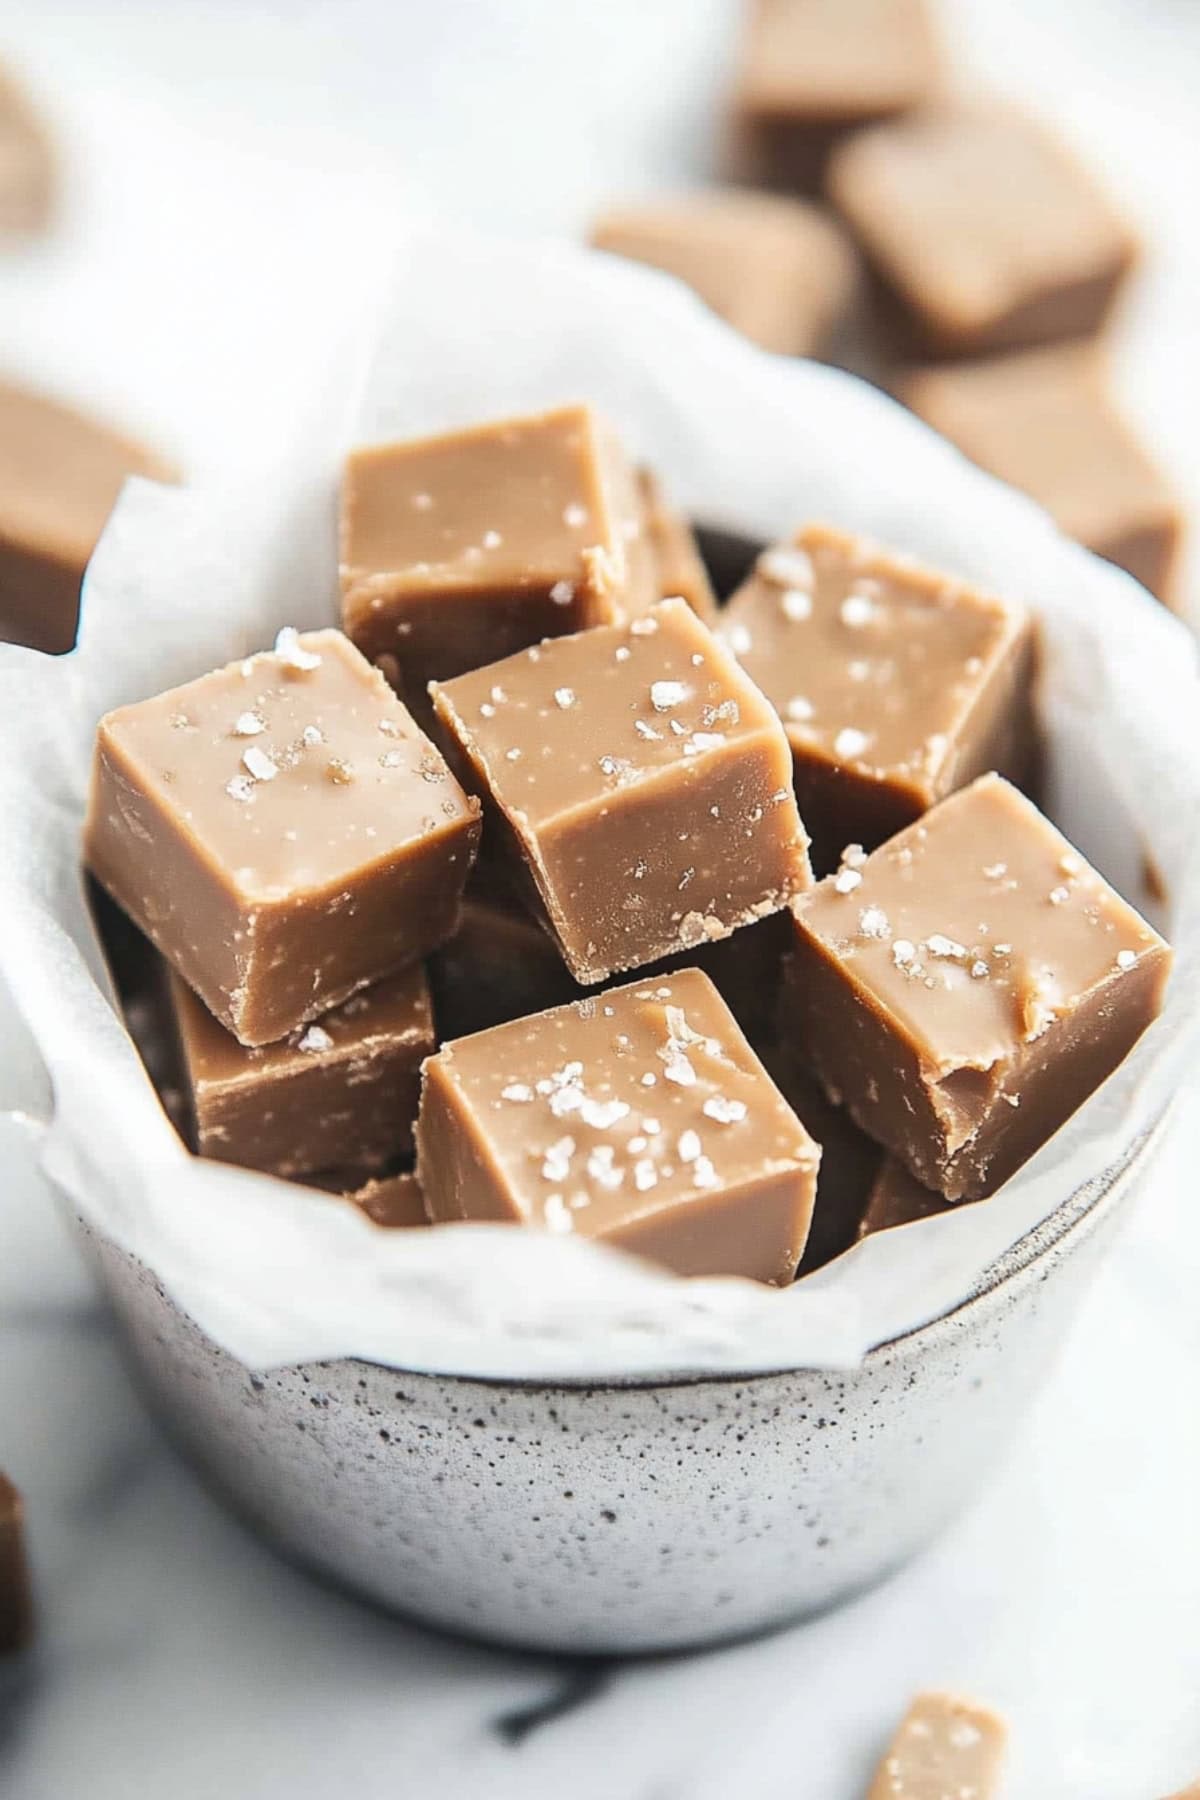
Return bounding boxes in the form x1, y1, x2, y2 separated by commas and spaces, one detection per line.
1, 233, 1197, 1381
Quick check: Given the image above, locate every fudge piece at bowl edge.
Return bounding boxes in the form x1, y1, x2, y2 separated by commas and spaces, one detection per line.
590, 190, 858, 361
636, 466, 718, 623
168, 960, 433, 1178
1, 1472, 32, 1655
85, 628, 480, 1046
428, 877, 585, 1042
344, 1171, 429, 1229
339, 403, 656, 699
827, 101, 1137, 358
431, 598, 812, 984
417, 968, 820, 1284
866, 1692, 1007, 1800
898, 344, 1184, 607
732, 0, 941, 194
720, 522, 1036, 872
785, 773, 1172, 1202
762, 1041, 883, 1273
858, 1156, 952, 1240
0, 377, 175, 654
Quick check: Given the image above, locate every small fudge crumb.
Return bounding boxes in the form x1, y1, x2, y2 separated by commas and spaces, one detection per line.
84, 628, 479, 1046
786, 773, 1171, 1201
168, 960, 434, 1179
866, 1692, 1007, 1800
431, 598, 811, 984
722, 522, 1037, 872
591, 192, 858, 359
338, 404, 655, 698
0, 1472, 32, 1656
417, 968, 820, 1283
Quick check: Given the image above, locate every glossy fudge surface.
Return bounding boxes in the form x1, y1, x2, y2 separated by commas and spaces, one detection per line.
432, 599, 811, 983
901, 346, 1183, 606
636, 467, 718, 623
417, 969, 820, 1283
788, 775, 1171, 1200
85, 629, 479, 1046
170, 962, 433, 1178
866, 1693, 1007, 1800
722, 524, 1036, 870
339, 404, 655, 695
0, 379, 173, 653
829, 103, 1136, 356
0, 1472, 31, 1655
592, 191, 857, 360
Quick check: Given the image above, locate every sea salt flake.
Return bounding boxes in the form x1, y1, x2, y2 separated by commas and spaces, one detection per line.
501, 1083, 534, 1103
785, 695, 813, 723
579, 1097, 631, 1130
541, 1136, 576, 1182
379, 749, 403, 767
543, 1193, 574, 1233
859, 906, 890, 939
723, 622, 753, 656
274, 626, 321, 672
505, 747, 522, 761
550, 579, 575, 606
833, 726, 871, 761
650, 680, 689, 712
233, 711, 265, 737
1049, 885, 1070, 906
297, 1025, 333, 1053
703, 1095, 747, 1124
925, 934, 968, 960
971, 960, 990, 979
482, 529, 503, 550
678, 1129, 702, 1164
983, 862, 1008, 880
563, 503, 588, 528
1116, 949, 1137, 971
757, 545, 814, 590
834, 868, 863, 895
840, 592, 876, 628
301, 725, 323, 748
634, 719, 661, 741
629, 616, 658, 636
242, 746, 277, 782
554, 687, 577, 710
586, 1145, 623, 1190
683, 732, 725, 756
892, 939, 917, 968
225, 775, 255, 803
634, 1158, 658, 1192
840, 843, 867, 869
692, 1155, 718, 1189
780, 588, 812, 622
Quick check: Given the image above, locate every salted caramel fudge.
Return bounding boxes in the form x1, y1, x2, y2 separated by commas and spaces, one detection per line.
787, 775, 1172, 1201
0, 379, 174, 653
722, 524, 1036, 871
828, 104, 1137, 357
170, 962, 433, 1177
858, 1158, 951, 1240
900, 345, 1184, 606
0, 62, 54, 234
339, 404, 655, 700
86, 629, 480, 1046
637, 468, 718, 623
429, 882, 583, 1042
418, 969, 820, 1282
591, 192, 857, 360
766, 1046, 883, 1274
867, 1693, 1007, 1800
432, 599, 811, 984
733, 0, 940, 193
1, 1473, 31, 1656
345, 1171, 429, 1229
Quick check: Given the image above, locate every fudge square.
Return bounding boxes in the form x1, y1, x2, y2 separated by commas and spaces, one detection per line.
899, 345, 1184, 607
591, 191, 857, 361
431, 598, 812, 984
85, 628, 480, 1047
786, 774, 1172, 1202
417, 968, 821, 1283
866, 1693, 1007, 1800
721, 523, 1036, 872
344, 1171, 429, 1230
168, 961, 434, 1179
828, 103, 1137, 357
637, 467, 718, 624
339, 403, 656, 697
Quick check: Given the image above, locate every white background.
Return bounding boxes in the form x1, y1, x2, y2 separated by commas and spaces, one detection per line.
1, 2, 1198, 1795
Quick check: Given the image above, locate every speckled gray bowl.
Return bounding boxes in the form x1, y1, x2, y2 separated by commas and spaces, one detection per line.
73, 1115, 1163, 1656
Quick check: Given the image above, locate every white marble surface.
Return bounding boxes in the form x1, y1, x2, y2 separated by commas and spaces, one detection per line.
2, 2, 1199, 1795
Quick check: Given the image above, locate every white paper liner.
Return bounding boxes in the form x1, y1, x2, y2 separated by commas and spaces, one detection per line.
1, 233, 1197, 1383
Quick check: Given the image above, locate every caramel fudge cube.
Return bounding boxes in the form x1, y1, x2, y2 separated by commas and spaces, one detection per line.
432, 599, 811, 984
344, 1171, 429, 1229
765, 1043, 883, 1273
828, 103, 1137, 357
429, 881, 584, 1042
786, 775, 1172, 1201
858, 1157, 951, 1240
867, 1693, 1007, 1800
0, 379, 174, 654
637, 467, 718, 624
85, 629, 480, 1046
591, 192, 857, 361
721, 524, 1036, 872
339, 404, 656, 701
0, 1472, 31, 1656
417, 969, 820, 1283
169, 962, 433, 1178
900, 345, 1184, 606
733, 0, 940, 192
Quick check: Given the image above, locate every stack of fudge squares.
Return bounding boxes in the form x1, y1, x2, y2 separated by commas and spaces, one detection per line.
588, 0, 1185, 612
85, 403, 1170, 1288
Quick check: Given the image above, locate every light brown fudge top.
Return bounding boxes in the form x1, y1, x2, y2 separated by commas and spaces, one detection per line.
794, 774, 1169, 1079
94, 629, 477, 904
737, 0, 940, 120
829, 103, 1136, 341
345, 1171, 429, 1229
433, 597, 798, 830
591, 191, 857, 357
0, 63, 54, 233
425, 969, 818, 1238
867, 1692, 1007, 1800
900, 345, 1180, 553
340, 403, 652, 613
0, 380, 174, 568
170, 961, 433, 1094
720, 524, 1028, 791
